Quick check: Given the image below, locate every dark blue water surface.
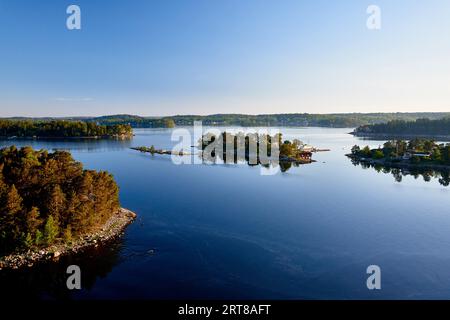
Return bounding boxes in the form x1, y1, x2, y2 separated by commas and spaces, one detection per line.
2, 127, 450, 300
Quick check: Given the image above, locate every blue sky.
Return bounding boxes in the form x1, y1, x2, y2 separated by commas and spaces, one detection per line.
0, 0, 449, 117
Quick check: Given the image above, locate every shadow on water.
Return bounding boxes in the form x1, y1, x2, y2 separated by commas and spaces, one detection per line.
0, 138, 132, 153
0, 239, 123, 300
350, 158, 450, 186
201, 152, 309, 173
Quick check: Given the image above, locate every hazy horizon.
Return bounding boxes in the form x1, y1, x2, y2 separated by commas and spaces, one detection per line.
1, 0, 450, 117
2, 110, 450, 119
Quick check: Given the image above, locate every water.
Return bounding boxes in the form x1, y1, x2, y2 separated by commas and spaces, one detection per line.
1, 127, 450, 300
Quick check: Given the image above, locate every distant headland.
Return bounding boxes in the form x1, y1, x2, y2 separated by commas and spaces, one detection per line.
0, 120, 133, 139
351, 118, 450, 141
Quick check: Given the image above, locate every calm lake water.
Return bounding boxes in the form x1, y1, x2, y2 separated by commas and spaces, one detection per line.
1, 127, 450, 300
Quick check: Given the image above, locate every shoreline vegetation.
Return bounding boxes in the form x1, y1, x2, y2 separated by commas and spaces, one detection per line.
0, 208, 136, 270
0, 120, 133, 139
0, 146, 136, 270
347, 139, 450, 186
3, 112, 450, 129
352, 118, 450, 141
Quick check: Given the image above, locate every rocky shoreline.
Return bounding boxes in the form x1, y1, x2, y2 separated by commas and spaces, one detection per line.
0, 208, 137, 271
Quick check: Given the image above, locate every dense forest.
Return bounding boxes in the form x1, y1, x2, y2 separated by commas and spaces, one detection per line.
353, 118, 450, 137
4, 112, 450, 129
0, 146, 120, 254
0, 120, 133, 138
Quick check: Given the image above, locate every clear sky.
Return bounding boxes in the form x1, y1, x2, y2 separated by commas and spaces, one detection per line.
0, 0, 449, 117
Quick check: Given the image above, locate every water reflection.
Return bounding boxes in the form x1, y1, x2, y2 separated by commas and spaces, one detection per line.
201, 151, 310, 173
0, 239, 123, 300
350, 158, 450, 186
0, 138, 132, 153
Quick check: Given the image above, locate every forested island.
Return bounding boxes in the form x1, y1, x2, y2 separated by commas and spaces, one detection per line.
352, 118, 450, 140
0, 146, 136, 269
198, 132, 317, 164
0, 120, 133, 139
4, 112, 450, 129
133, 132, 319, 165
347, 139, 450, 185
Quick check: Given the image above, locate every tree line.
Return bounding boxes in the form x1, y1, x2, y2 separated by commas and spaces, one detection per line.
354, 118, 450, 136
5, 112, 450, 129
171, 113, 448, 128
0, 146, 120, 254
89, 115, 175, 128
0, 120, 133, 138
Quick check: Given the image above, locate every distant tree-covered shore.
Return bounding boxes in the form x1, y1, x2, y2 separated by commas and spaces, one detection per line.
353, 118, 450, 139
0, 120, 133, 139
3, 112, 450, 129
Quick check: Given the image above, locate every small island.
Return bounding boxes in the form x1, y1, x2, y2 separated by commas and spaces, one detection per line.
0, 120, 133, 139
0, 146, 136, 270
348, 139, 450, 167
199, 132, 318, 164
132, 132, 329, 171
348, 139, 450, 174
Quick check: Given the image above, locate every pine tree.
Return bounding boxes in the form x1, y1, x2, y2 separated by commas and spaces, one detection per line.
46, 185, 66, 223
44, 215, 59, 245
24, 233, 34, 249
26, 207, 42, 236
35, 230, 44, 246
63, 226, 72, 243
5, 185, 22, 215
3, 185, 24, 241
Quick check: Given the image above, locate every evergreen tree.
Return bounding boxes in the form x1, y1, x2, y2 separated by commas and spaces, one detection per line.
24, 233, 34, 249
63, 226, 72, 243
46, 185, 66, 223
26, 207, 42, 237
35, 230, 44, 246
3, 185, 24, 241
44, 215, 59, 245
